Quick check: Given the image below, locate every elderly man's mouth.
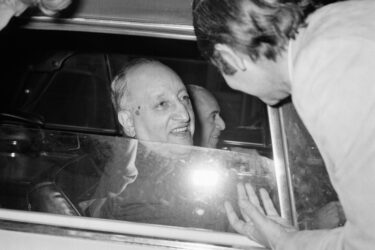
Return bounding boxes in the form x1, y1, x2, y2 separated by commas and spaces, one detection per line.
171, 126, 191, 136
211, 133, 221, 139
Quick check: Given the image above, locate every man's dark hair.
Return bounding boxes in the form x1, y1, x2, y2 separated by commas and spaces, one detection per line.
193, 0, 305, 75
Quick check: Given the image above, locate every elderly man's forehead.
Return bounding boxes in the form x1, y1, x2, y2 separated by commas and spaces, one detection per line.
126, 61, 185, 97
127, 61, 166, 79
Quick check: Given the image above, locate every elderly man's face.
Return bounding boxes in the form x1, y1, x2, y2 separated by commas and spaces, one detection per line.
195, 91, 225, 148
126, 62, 195, 146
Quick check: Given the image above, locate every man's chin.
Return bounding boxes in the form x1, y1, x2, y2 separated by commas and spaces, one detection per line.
262, 97, 280, 106
168, 137, 193, 146
147, 139, 192, 158
204, 135, 219, 148
167, 132, 193, 145
262, 94, 291, 107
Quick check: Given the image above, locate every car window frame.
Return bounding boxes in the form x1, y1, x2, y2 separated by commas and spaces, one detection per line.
0, 106, 295, 249
1, 1, 298, 247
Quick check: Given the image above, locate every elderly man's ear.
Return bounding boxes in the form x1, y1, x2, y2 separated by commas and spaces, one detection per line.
214, 44, 247, 71
118, 110, 136, 137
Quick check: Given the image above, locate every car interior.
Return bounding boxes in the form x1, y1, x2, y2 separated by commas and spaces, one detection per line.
0, 29, 274, 228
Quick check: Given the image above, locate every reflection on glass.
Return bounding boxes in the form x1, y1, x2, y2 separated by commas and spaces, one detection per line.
0, 124, 277, 233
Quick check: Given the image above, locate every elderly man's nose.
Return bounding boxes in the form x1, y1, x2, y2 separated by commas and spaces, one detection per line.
173, 102, 190, 121
216, 115, 226, 130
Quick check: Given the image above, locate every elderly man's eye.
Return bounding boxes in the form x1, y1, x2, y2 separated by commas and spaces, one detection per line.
212, 112, 220, 122
155, 101, 168, 109
181, 95, 191, 104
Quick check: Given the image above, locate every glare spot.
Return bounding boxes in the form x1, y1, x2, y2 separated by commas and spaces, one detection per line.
190, 168, 220, 188
10, 152, 16, 158
195, 208, 205, 216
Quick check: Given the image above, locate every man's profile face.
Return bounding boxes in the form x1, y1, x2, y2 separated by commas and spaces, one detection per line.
216, 46, 290, 106
126, 62, 195, 146
195, 90, 225, 148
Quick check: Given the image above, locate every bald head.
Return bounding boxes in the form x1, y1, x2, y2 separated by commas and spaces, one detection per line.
112, 59, 195, 146
188, 85, 225, 148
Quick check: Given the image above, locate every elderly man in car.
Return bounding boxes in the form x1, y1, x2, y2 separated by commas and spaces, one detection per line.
87, 58, 231, 231
187, 84, 225, 149
112, 58, 195, 147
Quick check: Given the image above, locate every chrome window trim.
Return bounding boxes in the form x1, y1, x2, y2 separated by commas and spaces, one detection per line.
0, 209, 262, 249
0, 220, 240, 250
0, 228, 233, 250
18, 17, 195, 40
267, 106, 297, 225
221, 140, 269, 148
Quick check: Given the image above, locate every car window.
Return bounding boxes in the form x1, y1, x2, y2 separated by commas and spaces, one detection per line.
0, 124, 277, 233
0, 30, 270, 149
0, 29, 279, 247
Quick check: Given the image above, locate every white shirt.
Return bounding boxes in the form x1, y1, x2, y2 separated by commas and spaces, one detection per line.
281, 0, 375, 249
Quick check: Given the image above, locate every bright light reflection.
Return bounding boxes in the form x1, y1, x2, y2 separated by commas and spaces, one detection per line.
190, 168, 221, 189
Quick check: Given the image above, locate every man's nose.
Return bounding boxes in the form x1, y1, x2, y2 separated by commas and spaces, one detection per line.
215, 115, 226, 130
173, 102, 190, 121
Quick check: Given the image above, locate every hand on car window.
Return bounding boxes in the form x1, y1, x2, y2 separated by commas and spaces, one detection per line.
225, 183, 297, 249
38, 0, 72, 15
0, 0, 71, 30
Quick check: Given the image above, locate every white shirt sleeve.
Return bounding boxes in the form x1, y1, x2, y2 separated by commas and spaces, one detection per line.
283, 33, 375, 250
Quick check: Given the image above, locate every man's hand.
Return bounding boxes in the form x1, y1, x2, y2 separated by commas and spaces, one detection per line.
225, 183, 297, 249
0, 0, 71, 31
39, 0, 72, 16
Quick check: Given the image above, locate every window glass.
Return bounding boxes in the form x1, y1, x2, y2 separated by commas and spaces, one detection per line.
32, 68, 114, 130
0, 30, 270, 149
0, 30, 277, 237
107, 54, 270, 150
0, 124, 277, 233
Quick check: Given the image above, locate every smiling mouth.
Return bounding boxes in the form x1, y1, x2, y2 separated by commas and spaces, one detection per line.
211, 131, 221, 139
171, 125, 191, 136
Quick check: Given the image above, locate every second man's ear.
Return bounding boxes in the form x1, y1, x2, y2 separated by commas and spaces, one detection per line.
214, 44, 247, 72
118, 110, 136, 137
